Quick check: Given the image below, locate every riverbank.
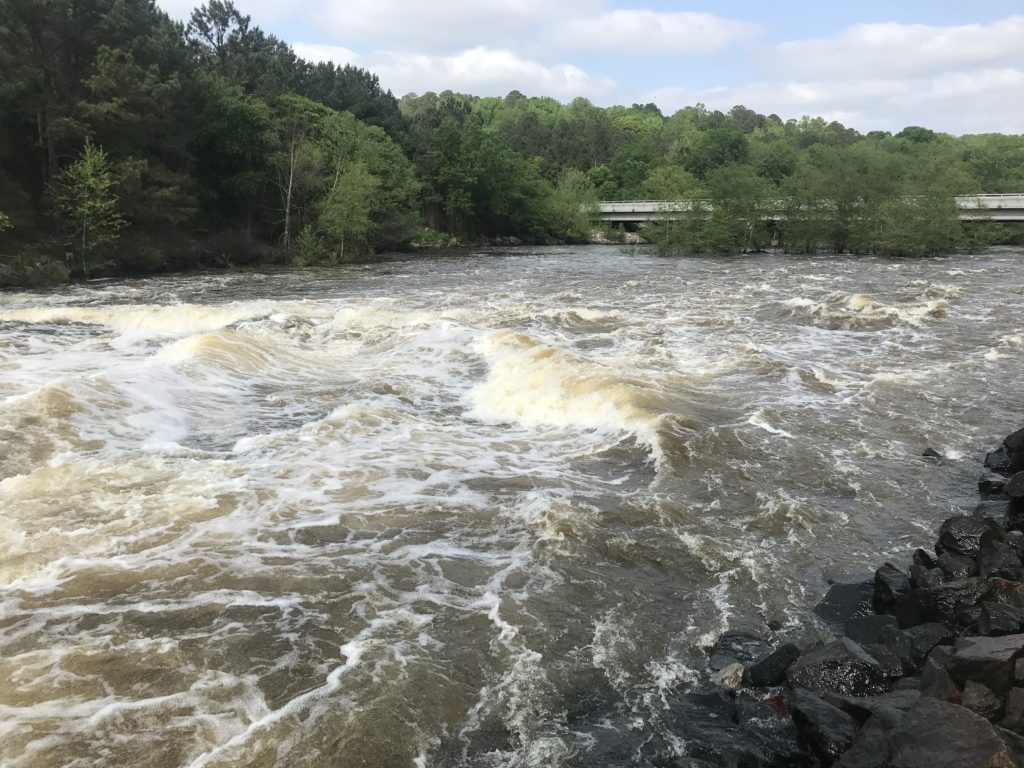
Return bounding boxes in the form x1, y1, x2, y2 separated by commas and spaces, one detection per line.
661, 427, 1024, 767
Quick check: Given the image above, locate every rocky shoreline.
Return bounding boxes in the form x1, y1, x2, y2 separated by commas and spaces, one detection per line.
653, 426, 1024, 768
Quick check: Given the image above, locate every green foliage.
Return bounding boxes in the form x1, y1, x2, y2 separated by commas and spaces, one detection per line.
56, 141, 125, 275
551, 168, 598, 243
0, 211, 10, 232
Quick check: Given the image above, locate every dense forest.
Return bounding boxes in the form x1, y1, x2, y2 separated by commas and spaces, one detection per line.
1, 0, 1023, 285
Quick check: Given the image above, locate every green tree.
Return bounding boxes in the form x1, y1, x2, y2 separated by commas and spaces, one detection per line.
57, 141, 125, 276
551, 168, 597, 242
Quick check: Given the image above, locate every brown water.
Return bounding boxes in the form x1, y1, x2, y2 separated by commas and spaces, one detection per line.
0, 247, 1022, 767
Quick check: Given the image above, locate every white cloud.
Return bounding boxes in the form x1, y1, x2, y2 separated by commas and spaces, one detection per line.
291, 43, 360, 67
646, 68, 1024, 135
364, 47, 615, 101
774, 16, 1024, 79
560, 10, 758, 54
321, 0, 601, 50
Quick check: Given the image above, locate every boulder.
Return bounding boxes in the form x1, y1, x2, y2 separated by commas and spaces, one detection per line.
706, 629, 771, 670
962, 680, 1002, 721
947, 633, 1024, 696
710, 662, 745, 690
987, 447, 1014, 474
893, 578, 994, 628
746, 643, 801, 687
910, 564, 945, 589
981, 603, 1024, 636
886, 698, 1021, 768
920, 658, 960, 703
836, 714, 898, 768
937, 516, 1003, 558
902, 622, 953, 664
981, 542, 1024, 580
1008, 472, 1024, 501
846, 615, 899, 646
790, 689, 858, 766
875, 563, 911, 611
939, 550, 978, 580
981, 472, 1009, 497
824, 689, 921, 724
1004, 428, 1024, 471
786, 638, 889, 696
1016, 659, 1024, 687
1004, 688, 1024, 733
735, 692, 815, 768
815, 581, 875, 631
914, 548, 938, 569
992, 579, 1024, 609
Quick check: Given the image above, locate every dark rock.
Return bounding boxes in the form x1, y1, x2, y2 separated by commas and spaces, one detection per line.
913, 548, 938, 570
824, 689, 922, 724
864, 642, 905, 679
707, 629, 772, 665
893, 578, 994, 628
735, 692, 814, 768
980, 472, 1009, 497
877, 626, 917, 674
959, 603, 984, 629
1005, 428, 1024, 471
875, 563, 912, 611
910, 564, 945, 589
980, 541, 1024, 580
902, 622, 953, 664
887, 698, 1020, 768
922, 448, 944, 461
992, 579, 1024, 609
920, 658, 960, 702
937, 515, 1003, 558
785, 638, 888, 696
962, 680, 1002, 721
1004, 688, 1024, 734
1007, 532, 1024, 556
846, 615, 899, 646
947, 633, 1024, 696
987, 447, 1014, 474
1017, 659, 1024, 686
836, 714, 897, 768
790, 689, 857, 766
1008, 472, 1024, 500
929, 644, 953, 666
707, 652, 739, 672
981, 603, 1024, 636
746, 643, 801, 687
894, 676, 922, 690
815, 581, 875, 631
709, 662, 745, 690
939, 550, 979, 580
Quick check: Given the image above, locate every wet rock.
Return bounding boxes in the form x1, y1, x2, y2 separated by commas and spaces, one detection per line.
947, 633, 1024, 696
710, 662, 745, 690
920, 658, 960, 703
894, 676, 922, 690
893, 577, 994, 628
938, 550, 978, 580
707, 629, 772, 666
910, 564, 945, 589
981, 472, 1009, 497
836, 714, 898, 768
790, 689, 857, 766
1005, 428, 1024, 472
815, 581, 875, 631
846, 615, 899, 646
1007, 532, 1024, 556
786, 638, 888, 697
824, 689, 922, 724
987, 447, 1014, 474
962, 680, 1002, 721
864, 642, 905, 679
902, 622, 953, 664
887, 698, 1020, 768
937, 516, 1002, 558
746, 643, 801, 687
992, 579, 1024, 609
876, 626, 916, 674
875, 563, 911, 612
1008, 472, 1024, 500
923, 448, 944, 461
1016, 659, 1024, 686
735, 692, 813, 767
1004, 688, 1024, 733
980, 541, 1024, 580
914, 548, 938, 570
981, 603, 1024, 636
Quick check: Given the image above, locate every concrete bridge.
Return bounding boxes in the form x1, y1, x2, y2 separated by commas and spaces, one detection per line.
595, 194, 1024, 224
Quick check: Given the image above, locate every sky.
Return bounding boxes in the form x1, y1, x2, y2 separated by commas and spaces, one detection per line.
157, 0, 1024, 135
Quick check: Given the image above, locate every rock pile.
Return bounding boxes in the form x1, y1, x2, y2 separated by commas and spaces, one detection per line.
661, 427, 1024, 767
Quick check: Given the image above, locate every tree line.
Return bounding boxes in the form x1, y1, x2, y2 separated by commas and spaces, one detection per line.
1, 0, 1022, 285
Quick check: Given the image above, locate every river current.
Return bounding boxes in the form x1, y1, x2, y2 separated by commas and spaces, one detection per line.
0, 247, 1022, 767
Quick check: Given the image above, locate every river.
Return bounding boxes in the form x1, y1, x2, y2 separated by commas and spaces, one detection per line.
0, 246, 1022, 767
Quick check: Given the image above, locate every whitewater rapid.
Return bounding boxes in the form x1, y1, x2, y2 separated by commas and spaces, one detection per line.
0, 247, 1021, 767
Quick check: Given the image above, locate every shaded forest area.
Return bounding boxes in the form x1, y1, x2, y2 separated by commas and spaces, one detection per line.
2, 0, 1023, 285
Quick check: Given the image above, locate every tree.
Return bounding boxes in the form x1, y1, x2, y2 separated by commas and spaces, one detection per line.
550, 168, 597, 242
57, 140, 125, 275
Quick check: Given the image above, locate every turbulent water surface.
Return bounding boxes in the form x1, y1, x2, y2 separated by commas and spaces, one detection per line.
1, 247, 1022, 767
